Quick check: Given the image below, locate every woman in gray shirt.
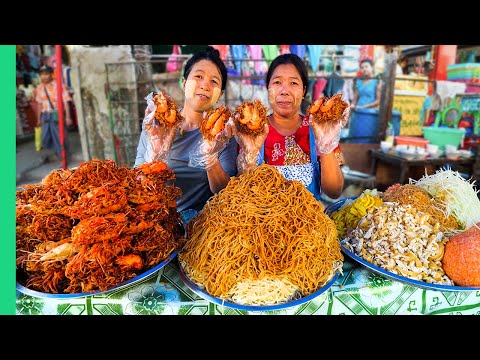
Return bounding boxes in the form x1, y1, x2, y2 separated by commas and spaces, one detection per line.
135, 46, 238, 214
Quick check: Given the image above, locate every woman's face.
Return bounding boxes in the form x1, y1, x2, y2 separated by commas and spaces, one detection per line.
267, 64, 305, 118
360, 61, 374, 77
40, 71, 53, 84
183, 59, 223, 113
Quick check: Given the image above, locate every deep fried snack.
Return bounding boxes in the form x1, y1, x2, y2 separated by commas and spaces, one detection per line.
200, 105, 231, 141
16, 158, 185, 295
233, 99, 268, 135
307, 93, 348, 123
150, 91, 184, 128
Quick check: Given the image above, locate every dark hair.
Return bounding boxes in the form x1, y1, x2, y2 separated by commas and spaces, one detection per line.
360, 58, 374, 67
39, 64, 54, 74
265, 53, 309, 98
183, 46, 228, 91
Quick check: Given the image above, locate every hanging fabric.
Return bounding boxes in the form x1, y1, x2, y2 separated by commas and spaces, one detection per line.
262, 45, 279, 61
210, 45, 229, 61
248, 45, 268, 85
279, 45, 290, 55
166, 45, 181, 72
290, 45, 306, 60
230, 45, 247, 73
306, 45, 323, 73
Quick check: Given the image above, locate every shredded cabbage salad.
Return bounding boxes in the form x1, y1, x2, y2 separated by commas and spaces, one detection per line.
410, 169, 480, 230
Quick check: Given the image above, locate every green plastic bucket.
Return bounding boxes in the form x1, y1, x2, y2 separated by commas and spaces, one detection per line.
422, 126, 466, 150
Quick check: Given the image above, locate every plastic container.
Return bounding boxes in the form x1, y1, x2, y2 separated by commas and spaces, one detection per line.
394, 136, 429, 149
391, 110, 402, 136
348, 109, 401, 143
348, 108, 378, 143
422, 126, 466, 150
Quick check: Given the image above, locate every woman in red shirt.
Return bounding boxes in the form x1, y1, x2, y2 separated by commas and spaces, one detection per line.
233, 53, 348, 201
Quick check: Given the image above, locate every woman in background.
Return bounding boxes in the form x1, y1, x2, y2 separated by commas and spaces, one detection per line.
351, 58, 382, 110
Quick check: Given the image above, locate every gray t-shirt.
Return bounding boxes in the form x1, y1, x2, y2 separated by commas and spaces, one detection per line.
135, 127, 238, 212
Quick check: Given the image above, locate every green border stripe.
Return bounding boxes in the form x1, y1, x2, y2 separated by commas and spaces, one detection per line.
0, 45, 16, 315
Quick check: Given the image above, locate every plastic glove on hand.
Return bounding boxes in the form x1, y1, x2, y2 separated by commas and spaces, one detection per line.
200, 117, 236, 156
232, 118, 269, 155
311, 106, 350, 155
189, 117, 236, 169
143, 106, 178, 162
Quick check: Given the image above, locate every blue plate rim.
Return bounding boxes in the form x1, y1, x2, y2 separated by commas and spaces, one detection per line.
325, 197, 480, 292
178, 261, 339, 311
16, 249, 180, 299
341, 246, 480, 292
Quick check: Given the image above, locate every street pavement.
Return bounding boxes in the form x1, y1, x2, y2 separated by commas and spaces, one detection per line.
16, 130, 84, 188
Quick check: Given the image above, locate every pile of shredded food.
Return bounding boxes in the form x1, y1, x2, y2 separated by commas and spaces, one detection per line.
410, 169, 480, 231
179, 164, 343, 306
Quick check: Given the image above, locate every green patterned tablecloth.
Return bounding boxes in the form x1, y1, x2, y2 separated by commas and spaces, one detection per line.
16, 258, 480, 315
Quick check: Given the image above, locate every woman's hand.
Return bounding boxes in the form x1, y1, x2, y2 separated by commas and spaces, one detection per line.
311, 106, 350, 155
231, 118, 269, 155
143, 105, 178, 162
189, 117, 236, 170
231, 118, 269, 173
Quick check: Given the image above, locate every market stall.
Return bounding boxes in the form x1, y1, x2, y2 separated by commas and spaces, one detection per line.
16, 160, 480, 315
16, 258, 480, 315
369, 148, 476, 188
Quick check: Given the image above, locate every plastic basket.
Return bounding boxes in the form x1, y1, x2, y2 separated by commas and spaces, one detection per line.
422, 126, 466, 150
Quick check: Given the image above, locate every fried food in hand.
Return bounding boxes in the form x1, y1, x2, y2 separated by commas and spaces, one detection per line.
233, 99, 268, 135
200, 105, 231, 141
150, 91, 184, 128
307, 93, 348, 123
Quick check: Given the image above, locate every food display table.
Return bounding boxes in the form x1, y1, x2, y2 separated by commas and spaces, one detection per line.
369, 149, 475, 186
16, 258, 480, 315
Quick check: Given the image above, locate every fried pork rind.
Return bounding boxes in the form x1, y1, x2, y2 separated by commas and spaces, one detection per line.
233, 99, 268, 135
200, 105, 231, 141
307, 93, 349, 123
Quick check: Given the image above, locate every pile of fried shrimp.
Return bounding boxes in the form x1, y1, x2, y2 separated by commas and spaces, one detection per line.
16, 159, 185, 294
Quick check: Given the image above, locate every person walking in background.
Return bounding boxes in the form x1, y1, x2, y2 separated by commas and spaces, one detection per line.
34, 64, 72, 160
232, 53, 348, 201
134, 46, 238, 214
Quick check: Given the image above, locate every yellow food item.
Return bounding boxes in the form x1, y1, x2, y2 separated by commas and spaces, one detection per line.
331, 193, 383, 238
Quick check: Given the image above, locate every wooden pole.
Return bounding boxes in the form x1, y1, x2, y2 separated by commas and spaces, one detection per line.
55, 45, 67, 169
377, 46, 398, 142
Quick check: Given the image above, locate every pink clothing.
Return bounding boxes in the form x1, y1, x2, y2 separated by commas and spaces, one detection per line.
210, 45, 229, 61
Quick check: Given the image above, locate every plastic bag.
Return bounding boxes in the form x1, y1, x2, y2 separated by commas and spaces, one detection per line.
166, 45, 181, 73
310, 104, 350, 155
35, 126, 42, 151
142, 92, 179, 162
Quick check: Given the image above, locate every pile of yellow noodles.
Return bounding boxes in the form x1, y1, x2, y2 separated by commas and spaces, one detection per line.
382, 184, 459, 232
179, 163, 343, 306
